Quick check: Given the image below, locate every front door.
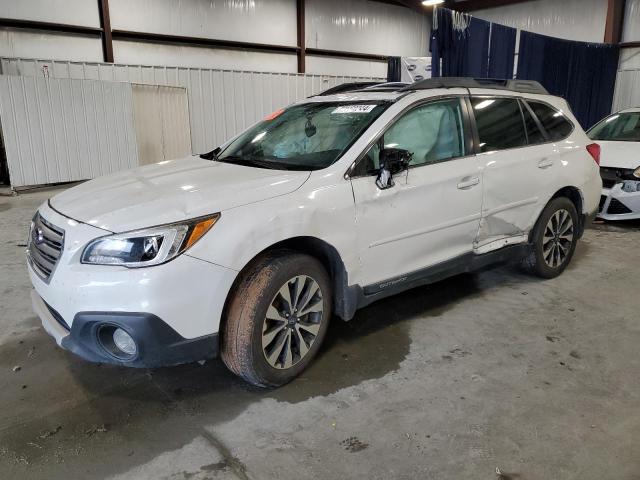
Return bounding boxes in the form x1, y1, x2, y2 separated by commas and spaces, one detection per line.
349, 98, 483, 288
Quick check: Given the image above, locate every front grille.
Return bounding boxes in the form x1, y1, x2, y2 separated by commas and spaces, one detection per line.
602, 178, 618, 189
606, 198, 633, 215
27, 213, 65, 283
598, 195, 607, 212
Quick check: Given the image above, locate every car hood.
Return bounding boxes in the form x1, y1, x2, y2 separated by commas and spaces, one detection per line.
50, 156, 311, 232
598, 140, 640, 170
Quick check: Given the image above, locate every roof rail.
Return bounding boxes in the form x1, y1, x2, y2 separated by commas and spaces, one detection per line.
398, 77, 549, 95
359, 82, 410, 92
315, 82, 379, 96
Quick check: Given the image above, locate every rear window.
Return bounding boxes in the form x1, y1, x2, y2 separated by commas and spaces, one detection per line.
472, 98, 527, 152
527, 101, 573, 141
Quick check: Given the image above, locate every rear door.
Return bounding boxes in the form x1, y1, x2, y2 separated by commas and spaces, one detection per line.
349, 97, 483, 287
471, 96, 556, 252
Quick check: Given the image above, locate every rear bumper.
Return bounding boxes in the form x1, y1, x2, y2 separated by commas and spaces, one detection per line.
32, 290, 218, 367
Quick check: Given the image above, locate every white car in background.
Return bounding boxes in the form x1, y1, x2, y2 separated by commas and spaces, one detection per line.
588, 108, 640, 220
27, 78, 601, 387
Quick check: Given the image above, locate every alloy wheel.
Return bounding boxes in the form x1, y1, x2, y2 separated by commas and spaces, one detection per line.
261, 275, 324, 369
542, 209, 574, 268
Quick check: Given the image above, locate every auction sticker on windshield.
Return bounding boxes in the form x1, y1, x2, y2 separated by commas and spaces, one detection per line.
332, 105, 377, 114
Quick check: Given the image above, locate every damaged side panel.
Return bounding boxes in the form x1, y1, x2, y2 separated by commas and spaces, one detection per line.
474, 211, 532, 254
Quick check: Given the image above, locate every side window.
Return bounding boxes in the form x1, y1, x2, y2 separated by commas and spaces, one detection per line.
521, 101, 546, 145
472, 97, 527, 152
356, 99, 466, 175
527, 101, 573, 141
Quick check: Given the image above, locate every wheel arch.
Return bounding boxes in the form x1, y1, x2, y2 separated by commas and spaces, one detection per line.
220, 236, 359, 334
551, 186, 587, 237
529, 186, 585, 242
551, 186, 584, 214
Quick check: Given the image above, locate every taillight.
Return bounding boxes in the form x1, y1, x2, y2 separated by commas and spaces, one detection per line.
586, 143, 600, 166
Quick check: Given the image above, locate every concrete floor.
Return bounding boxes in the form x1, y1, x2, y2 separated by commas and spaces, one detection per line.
1, 186, 639, 480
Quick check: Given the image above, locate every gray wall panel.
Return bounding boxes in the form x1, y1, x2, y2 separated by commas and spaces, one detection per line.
0, 75, 138, 187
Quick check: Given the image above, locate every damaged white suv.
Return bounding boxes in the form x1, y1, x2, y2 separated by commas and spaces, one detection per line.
28, 78, 601, 387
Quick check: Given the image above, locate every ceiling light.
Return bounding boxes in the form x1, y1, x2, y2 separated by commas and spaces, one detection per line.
422, 0, 445, 6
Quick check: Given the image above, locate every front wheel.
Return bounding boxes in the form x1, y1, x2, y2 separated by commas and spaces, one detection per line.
522, 197, 579, 279
221, 251, 332, 388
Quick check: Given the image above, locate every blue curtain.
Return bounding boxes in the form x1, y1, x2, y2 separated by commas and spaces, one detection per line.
488, 23, 517, 79
517, 31, 620, 129
430, 8, 491, 78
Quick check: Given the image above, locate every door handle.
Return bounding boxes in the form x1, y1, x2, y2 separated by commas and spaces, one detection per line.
457, 176, 480, 190
538, 158, 554, 169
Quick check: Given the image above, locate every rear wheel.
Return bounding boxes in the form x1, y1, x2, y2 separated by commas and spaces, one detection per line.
221, 251, 331, 387
522, 197, 579, 278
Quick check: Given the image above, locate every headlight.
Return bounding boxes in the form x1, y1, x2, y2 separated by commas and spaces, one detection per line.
81, 214, 220, 267
634, 166, 640, 179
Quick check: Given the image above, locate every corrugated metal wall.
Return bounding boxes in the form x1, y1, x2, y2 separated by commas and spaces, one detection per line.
0, 0, 429, 75
622, 0, 640, 42
613, 69, 640, 112
0, 57, 384, 153
131, 84, 192, 165
0, 75, 138, 187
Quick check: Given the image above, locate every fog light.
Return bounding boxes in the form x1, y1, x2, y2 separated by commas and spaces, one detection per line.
113, 328, 137, 356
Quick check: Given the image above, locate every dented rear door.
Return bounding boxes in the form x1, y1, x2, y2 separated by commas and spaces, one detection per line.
470, 96, 551, 251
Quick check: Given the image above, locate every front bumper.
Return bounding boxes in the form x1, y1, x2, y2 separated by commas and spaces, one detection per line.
32, 291, 218, 367
28, 202, 238, 367
597, 182, 640, 220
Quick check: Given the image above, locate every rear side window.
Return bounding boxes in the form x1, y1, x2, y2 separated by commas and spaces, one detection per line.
472, 98, 527, 152
521, 102, 546, 145
527, 101, 573, 141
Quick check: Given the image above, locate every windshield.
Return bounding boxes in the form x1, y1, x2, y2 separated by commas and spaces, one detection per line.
216, 101, 389, 170
588, 112, 640, 142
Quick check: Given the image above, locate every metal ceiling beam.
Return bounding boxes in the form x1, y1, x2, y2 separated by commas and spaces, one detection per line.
452, 0, 535, 12
111, 30, 300, 55
0, 18, 102, 36
372, 0, 538, 13
305, 47, 388, 62
369, 1, 425, 13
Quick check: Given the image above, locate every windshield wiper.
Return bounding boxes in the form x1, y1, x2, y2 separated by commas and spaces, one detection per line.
218, 156, 283, 170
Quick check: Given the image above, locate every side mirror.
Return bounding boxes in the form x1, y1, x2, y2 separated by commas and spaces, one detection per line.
375, 148, 412, 190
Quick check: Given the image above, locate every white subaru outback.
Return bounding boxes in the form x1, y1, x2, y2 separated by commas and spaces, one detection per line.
27, 78, 601, 387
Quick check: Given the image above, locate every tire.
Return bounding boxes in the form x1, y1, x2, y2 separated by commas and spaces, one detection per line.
221, 250, 332, 388
522, 197, 579, 279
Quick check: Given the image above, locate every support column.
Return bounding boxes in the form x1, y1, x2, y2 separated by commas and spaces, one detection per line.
297, 0, 306, 73
604, 0, 626, 44
98, 0, 114, 63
